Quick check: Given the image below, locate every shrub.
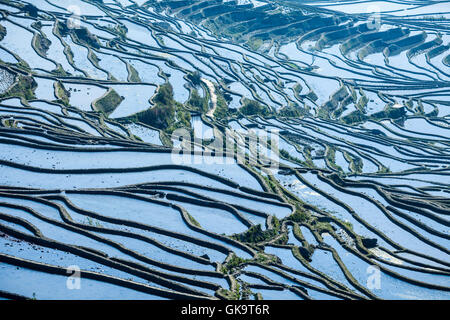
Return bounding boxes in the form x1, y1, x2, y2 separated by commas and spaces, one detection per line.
232, 224, 278, 243
187, 71, 202, 87
135, 83, 191, 133
240, 99, 271, 116
221, 254, 247, 274
187, 89, 207, 112
214, 88, 230, 122
74, 27, 100, 49
290, 207, 309, 223
153, 82, 173, 106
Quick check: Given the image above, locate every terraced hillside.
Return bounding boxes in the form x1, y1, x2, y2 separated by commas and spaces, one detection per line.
0, 0, 449, 300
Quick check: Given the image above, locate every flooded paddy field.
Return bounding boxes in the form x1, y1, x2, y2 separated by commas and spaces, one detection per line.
0, 0, 449, 300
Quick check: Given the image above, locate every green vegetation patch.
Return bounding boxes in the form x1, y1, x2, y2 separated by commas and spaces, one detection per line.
54, 81, 70, 106
341, 109, 368, 125
51, 64, 68, 77
325, 146, 344, 173
187, 89, 208, 112
289, 204, 309, 223
22, 3, 38, 17
186, 211, 201, 227
73, 27, 101, 49
127, 63, 141, 82
187, 71, 201, 87
0, 74, 36, 100
278, 104, 308, 118
372, 105, 406, 120
94, 89, 123, 115
221, 254, 247, 274
247, 37, 263, 51
239, 98, 271, 116
132, 83, 191, 134
214, 87, 233, 122
34, 33, 51, 56
0, 24, 6, 41
231, 218, 281, 244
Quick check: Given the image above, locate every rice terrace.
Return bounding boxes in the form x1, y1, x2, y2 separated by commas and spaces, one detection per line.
0, 0, 449, 301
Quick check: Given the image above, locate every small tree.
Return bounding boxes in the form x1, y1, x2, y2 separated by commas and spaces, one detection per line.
187, 71, 202, 87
